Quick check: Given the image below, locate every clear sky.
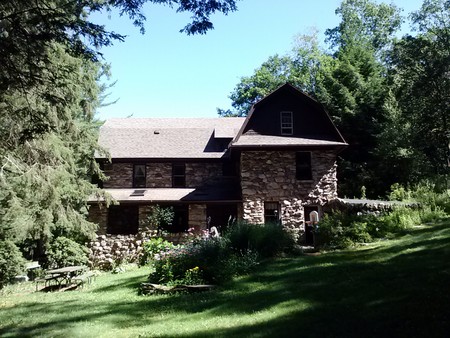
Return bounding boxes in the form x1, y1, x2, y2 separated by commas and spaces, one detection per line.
92, 0, 425, 120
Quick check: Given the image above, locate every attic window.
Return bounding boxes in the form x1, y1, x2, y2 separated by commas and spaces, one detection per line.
281, 111, 293, 135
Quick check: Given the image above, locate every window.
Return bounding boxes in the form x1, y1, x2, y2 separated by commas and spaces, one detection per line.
172, 163, 186, 187
281, 111, 293, 135
264, 202, 280, 225
133, 164, 146, 188
296, 152, 312, 180
107, 205, 139, 235
159, 204, 188, 233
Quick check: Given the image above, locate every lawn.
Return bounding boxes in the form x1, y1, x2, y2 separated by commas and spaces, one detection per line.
1, 221, 449, 338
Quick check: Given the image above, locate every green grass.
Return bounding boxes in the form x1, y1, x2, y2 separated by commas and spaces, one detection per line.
1, 220, 449, 338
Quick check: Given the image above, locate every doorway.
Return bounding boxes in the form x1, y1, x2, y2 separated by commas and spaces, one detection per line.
304, 206, 319, 245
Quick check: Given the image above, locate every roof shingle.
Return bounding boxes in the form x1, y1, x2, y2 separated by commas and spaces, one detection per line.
98, 118, 244, 159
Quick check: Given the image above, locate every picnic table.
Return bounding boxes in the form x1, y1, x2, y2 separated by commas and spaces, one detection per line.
36, 265, 93, 291
46, 265, 87, 286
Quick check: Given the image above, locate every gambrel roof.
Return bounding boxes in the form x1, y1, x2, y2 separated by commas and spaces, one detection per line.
231, 83, 347, 149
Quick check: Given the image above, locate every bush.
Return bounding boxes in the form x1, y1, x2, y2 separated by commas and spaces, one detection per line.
316, 204, 444, 249
148, 236, 260, 285
0, 240, 25, 288
390, 181, 450, 215
315, 212, 372, 249
147, 222, 294, 286
224, 222, 294, 257
46, 236, 88, 268
139, 237, 175, 266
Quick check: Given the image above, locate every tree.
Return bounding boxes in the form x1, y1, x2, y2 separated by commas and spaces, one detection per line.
385, 0, 449, 186
0, 0, 239, 140
325, 0, 402, 62
0, 0, 240, 265
220, 29, 332, 117
0, 44, 106, 260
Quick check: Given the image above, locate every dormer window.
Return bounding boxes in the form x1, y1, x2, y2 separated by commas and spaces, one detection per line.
281, 111, 293, 135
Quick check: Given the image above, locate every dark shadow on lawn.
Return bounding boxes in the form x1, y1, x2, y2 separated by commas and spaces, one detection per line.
1, 223, 449, 337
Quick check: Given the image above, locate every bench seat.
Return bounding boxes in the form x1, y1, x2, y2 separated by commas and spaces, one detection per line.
71, 271, 96, 287
35, 275, 59, 291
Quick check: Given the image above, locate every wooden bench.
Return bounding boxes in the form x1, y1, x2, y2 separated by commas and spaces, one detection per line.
35, 275, 59, 291
71, 271, 96, 288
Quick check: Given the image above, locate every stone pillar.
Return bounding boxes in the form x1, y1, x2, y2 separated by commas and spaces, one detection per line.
242, 199, 264, 224
88, 204, 108, 235
280, 199, 305, 242
189, 204, 207, 231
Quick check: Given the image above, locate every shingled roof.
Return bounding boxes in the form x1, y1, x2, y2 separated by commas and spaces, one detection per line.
98, 118, 244, 159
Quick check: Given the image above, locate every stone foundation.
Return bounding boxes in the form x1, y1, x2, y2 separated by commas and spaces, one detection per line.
88, 230, 194, 269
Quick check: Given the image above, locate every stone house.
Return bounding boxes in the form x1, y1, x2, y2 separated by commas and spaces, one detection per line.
88, 83, 347, 262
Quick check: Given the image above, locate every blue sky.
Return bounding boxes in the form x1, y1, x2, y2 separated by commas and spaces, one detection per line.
93, 0, 424, 120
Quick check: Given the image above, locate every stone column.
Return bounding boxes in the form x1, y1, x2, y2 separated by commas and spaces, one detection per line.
189, 204, 207, 231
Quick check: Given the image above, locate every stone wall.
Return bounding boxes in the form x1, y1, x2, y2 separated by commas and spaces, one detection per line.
240, 150, 338, 242
88, 203, 208, 268
102, 162, 222, 188
186, 162, 222, 187
88, 230, 192, 269
147, 163, 172, 187
103, 163, 133, 188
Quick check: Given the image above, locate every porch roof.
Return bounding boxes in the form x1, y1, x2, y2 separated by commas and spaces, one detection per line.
89, 187, 241, 203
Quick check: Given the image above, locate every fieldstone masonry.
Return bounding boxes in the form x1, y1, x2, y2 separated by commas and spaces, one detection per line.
103, 163, 133, 188
241, 150, 338, 241
88, 203, 207, 268
103, 162, 223, 188
90, 150, 339, 265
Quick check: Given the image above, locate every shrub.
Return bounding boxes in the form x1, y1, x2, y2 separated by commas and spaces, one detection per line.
147, 222, 294, 286
315, 211, 374, 249
148, 236, 260, 285
139, 237, 175, 266
224, 222, 294, 257
380, 207, 421, 231
141, 205, 174, 232
46, 236, 88, 268
419, 206, 448, 223
0, 240, 25, 288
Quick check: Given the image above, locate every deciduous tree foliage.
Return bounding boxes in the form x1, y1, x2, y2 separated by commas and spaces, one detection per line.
384, 0, 449, 185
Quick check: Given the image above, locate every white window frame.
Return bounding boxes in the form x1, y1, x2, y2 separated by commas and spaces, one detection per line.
280, 111, 293, 135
